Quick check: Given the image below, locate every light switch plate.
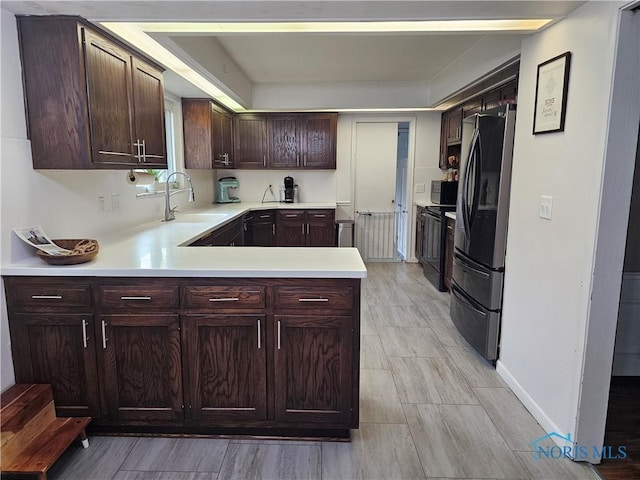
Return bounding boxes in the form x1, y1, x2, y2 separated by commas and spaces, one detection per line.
415, 183, 425, 193
540, 195, 553, 220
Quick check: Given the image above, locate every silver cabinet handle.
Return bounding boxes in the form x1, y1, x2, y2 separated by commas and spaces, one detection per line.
303, 154, 307, 167
259, 215, 271, 219
272, 224, 276, 235
101, 320, 107, 349
99, 151, 133, 157
144, 154, 164, 159
296, 154, 300, 167
298, 298, 329, 302
307, 224, 310, 235
31, 295, 62, 299
263, 155, 266, 167
313, 214, 326, 218
120, 296, 152, 300
302, 224, 305, 235
141, 139, 146, 162
286, 214, 299, 218
277, 320, 281, 350
208, 297, 239, 302
257, 319, 261, 349
82, 319, 88, 349
133, 139, 142, 161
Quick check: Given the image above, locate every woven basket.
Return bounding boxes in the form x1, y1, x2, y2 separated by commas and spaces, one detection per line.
36, 239, 99, 265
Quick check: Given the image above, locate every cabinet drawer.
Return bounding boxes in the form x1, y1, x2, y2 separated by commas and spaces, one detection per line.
6, 282, 92, 308
253, 211, 275, 222
307, 210, 334, 221
277, 210, 305, 220
274, 287, 353, 310
96, 285, 179, 309
183, 286, 266, 309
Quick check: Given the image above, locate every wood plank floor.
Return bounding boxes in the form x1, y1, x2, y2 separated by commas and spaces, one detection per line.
46, 263, 603, 480
595, 376, 640, 480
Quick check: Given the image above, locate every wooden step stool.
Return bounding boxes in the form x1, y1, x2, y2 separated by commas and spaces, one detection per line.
1, 384, 91, 480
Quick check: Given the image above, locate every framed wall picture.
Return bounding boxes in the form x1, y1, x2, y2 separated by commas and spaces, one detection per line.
533, 52, 572, 134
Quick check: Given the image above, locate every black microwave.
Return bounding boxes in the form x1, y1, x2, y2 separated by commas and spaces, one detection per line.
431, 181, 458, 205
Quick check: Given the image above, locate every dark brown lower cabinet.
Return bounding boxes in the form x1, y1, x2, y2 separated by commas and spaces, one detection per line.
183, 314, 267, 422
273, 315, 353, 425
8, 313, 101, 418
4, 276, 360, 436
99, 314, 183, 422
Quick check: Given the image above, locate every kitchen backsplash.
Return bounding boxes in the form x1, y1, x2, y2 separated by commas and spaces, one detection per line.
216, 170, 337, 204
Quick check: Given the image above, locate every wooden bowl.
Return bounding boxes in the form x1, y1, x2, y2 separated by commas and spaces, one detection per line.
36, 239, 99, 265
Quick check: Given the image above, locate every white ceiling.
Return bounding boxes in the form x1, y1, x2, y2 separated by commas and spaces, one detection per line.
2, 1, 587, 109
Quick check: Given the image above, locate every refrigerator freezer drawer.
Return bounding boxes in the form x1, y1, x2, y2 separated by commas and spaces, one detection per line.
452, 251, 503, 310
450, 284, 500, 361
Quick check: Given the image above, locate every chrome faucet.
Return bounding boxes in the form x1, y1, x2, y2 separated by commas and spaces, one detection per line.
163, 172, 195, 222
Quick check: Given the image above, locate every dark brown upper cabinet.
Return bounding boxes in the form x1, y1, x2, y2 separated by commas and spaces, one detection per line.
234, 114, 268, 169
445, 108, 463, 145
183, 98, 234, 169
268, 115, 302, 168
17, 16, 166, 169
238, 113, 337, 170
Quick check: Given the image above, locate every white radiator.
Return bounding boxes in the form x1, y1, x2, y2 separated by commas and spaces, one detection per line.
355, 211, 406, 262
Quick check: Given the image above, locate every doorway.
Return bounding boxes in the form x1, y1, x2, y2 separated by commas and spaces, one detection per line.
596, 125, 640, 480
353, 119, 414, 262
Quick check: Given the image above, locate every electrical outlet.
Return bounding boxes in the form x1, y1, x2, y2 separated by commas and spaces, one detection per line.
111, 194, 120, 211
539, 195, 553, 220
415, 183, 425, 193
98, 196, 106, 215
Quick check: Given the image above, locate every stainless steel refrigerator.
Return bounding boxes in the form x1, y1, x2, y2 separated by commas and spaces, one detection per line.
450, 103, 517, 362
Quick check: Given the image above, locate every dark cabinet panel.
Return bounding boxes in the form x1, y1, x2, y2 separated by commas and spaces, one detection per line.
445, 108, 463, 144
415, 207, 425, 262
8, 313, 101, 418
306, 210, 336, 246
17, 17, 166, 169
268, 115, 301, 168
84, 29, 136, 166
276, 211, 306, 246
276, 209, 335, 247
183, 315, 267, 422
273, 315, 353, 425
251, 211, 276, 247
99, 314, 183, 422
183, 99, 234, 169
301, 114, 337, 169
131, 58, 166, 166
234, 114, 268, 169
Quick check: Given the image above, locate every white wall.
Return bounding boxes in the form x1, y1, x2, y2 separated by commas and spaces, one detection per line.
497, 0, 634, 461
0, 8, 215, 391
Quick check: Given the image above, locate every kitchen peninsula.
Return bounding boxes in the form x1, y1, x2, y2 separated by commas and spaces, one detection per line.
2, 203, 366, 439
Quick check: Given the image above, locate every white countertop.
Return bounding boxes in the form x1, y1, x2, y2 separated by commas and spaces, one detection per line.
1, 203, 367, 279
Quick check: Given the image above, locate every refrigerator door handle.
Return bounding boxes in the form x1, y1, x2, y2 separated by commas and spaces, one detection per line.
462, 129, 479, 236
451, 287, 487, 317
455, 255, 490, 278
469, 131, 483, 231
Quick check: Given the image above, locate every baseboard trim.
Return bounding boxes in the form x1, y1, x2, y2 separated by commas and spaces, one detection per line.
496, 360, 567, 445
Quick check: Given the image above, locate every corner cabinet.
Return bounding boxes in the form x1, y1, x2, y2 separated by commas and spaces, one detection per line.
183, 99, 234, 169
3, 276, 361, 437
17, 16, 166, 169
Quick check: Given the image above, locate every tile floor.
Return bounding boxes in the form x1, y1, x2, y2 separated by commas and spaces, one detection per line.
49, 263, 603, 480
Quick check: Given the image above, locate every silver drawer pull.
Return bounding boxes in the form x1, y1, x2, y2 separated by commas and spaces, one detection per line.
82, 319, 88, 349
277, 321, 281, 350
31, 295, 63, 300
120, 296, 152, 300
101, 320, 107, 349
259, 215, 271, 219
143, 154, 164, 159
286, 214, 299, 217
209, 297, 239, 302
98, 151, 132, 157
313, 214, 326, 218
257, 319, 261, 349
298, 298, 329, 302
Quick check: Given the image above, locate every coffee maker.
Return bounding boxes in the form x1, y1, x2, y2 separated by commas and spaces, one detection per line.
283, 176, 295, 203
215, 177, 240, 203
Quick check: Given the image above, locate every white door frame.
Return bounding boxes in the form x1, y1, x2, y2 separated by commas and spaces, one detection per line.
350, 115, 417, 261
